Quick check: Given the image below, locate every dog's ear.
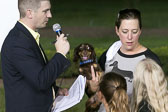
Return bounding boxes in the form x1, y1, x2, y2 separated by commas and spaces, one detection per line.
73, 44, 81, 62
89, 44, 96, 61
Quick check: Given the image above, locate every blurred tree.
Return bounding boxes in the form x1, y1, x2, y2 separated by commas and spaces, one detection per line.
123, 0, 141, 8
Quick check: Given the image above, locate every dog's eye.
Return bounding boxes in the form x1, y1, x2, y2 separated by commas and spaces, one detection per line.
79, 46, 83, 50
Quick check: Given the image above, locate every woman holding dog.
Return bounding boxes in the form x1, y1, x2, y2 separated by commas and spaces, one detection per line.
87, 8, 161, 112
88, 8, 161, 112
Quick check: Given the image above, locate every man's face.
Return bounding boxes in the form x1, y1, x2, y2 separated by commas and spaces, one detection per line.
32, 1, 52, 29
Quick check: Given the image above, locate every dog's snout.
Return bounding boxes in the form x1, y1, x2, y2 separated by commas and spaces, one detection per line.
82, 50, 88, 54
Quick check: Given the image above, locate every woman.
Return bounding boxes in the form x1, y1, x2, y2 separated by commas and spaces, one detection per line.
98, 8, 161, 98
131, 58, 168, 112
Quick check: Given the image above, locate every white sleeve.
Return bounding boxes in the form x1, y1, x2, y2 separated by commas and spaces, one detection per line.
106, 40, 122, 61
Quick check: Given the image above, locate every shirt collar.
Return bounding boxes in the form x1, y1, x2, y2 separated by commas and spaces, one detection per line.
19, 21, 40, 45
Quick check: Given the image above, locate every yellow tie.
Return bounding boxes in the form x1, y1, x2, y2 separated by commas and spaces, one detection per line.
35, 33, 40, 45
35, 34, 46, 63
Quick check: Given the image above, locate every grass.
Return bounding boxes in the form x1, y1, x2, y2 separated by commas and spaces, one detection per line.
64, 94, 88, 112
0, 88, 5, 112
1, 35, 167, 78
41, 36, 168, 50
139, 36, 168, 48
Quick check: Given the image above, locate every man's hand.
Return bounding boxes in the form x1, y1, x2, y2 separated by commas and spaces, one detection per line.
57, 88, 69, 96
55, 34, 70, 56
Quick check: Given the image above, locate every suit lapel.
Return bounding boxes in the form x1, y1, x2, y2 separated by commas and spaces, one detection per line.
16, 22, 48, 64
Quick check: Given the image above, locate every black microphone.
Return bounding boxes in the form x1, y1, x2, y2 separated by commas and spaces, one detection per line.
51, 23, 69, 44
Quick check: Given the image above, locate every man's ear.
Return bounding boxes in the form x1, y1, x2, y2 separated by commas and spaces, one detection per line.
115, 26, 119, 36
26, 9, 33, 19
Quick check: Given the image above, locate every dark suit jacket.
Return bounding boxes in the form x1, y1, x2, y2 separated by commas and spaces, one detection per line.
1, 22, 70, 112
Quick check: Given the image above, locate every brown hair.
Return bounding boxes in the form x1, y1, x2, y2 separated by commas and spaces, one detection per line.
18, 0, 50, 18
115, 8, 142, 30
99, 72, 130, 112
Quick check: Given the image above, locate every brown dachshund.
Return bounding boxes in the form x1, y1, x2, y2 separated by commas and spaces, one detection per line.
73, 43, 103, 111
73, 43, 102, 80
85, 93, 101, 112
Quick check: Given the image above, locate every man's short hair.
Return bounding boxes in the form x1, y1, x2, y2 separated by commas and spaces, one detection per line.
18, 0, 49, 18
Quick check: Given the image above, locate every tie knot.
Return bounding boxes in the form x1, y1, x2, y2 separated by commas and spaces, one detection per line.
35, 32, 40, 45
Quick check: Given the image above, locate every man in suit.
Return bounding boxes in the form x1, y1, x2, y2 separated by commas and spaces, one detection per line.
1, 0, 70, 112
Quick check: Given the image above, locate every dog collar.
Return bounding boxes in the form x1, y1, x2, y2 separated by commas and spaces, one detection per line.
80, 59, 94, 65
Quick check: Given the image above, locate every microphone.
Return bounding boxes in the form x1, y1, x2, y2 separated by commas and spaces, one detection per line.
53, 23, 62, 36
51, 23, 69, 44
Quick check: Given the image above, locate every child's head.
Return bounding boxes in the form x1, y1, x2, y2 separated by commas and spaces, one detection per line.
98, 72, 129, 112
132, 58, 168, 112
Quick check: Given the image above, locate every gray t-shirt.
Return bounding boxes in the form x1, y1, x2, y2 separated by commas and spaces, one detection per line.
105, 50, 145, 98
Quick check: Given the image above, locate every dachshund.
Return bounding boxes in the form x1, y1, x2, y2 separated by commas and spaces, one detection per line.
73, 43, 103, 80
73, 43, 103, 111
85, 93, 101, 112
